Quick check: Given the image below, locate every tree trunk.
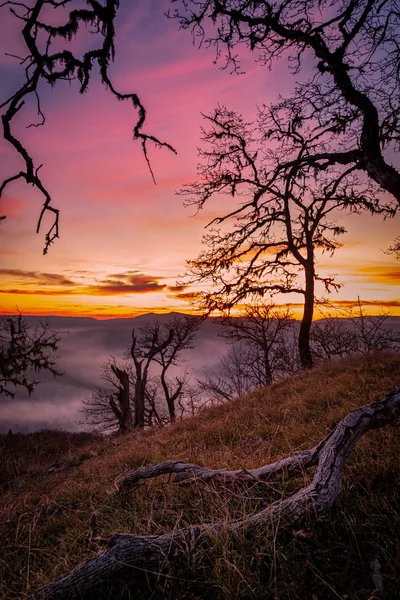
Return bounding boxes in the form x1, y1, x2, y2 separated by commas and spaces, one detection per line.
167, 398, 176, 423
298, 263, 314, 369
111, 366, 133, 434
263, 348, 273, 385
134, 378, 146, 430
160, 371, 176, 423
28, 387, 400, 600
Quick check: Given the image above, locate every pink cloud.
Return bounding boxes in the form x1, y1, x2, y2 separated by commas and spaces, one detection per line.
1, 0, 399, 321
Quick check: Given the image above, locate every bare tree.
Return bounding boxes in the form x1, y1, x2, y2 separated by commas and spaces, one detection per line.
0, 313, 61, 397
143, 377, 169, 427
199, 307, 298, 405
152, 315, 204, 422
387, 236, 400, 260
83, 316, 204, 432
129, 324, 174, 430
343, 299, 400, 355
0, 1, 175, 252
177, 383, 209, 418
82, 360, 131, 435
311, 300, 400, 360
199, 342, 260, 403
128, 314, 204, 429
81, 360, 165, 434
219, 302, 296, 385
172, 0, 400, 205
180, 107, 393, 368
109, 363, 133, 434
311, 315, 357, 361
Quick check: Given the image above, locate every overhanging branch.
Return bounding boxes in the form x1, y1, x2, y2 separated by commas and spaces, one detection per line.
0, 0, 176, 252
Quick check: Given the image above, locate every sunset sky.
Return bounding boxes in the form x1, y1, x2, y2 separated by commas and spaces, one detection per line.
0, 0, 399, 319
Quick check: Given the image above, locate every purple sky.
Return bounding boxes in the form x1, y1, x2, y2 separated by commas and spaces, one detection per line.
0, 0, 399, 319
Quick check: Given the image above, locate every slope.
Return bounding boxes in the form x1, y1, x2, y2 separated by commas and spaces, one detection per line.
1, 352, 399, 599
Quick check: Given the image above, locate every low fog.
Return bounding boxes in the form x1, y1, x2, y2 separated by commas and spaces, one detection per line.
0, 314, 228, 433
2, 313, 399, 434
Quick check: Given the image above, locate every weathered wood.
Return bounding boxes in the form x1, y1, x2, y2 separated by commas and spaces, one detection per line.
116, 441, 325, 490
110, 364, 133, 434
29, 388, 400, 600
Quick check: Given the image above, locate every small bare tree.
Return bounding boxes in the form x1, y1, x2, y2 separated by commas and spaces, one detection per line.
151, 315, 204, 422
311, 300, 400, 360
82, 360, 133, 435
84, 315, 205, 432
0, 313, 61, 398
344, 299, 400, 355
81, 360, 166, 434
199, 343, 259, 404
109, 363, 132, 434
219, 302, 296, 385
177, 383, 209, 418
311, 315, 357, 361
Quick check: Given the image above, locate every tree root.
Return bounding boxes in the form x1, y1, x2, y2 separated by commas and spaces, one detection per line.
29, 388, 400, 599
116, 443, 325, 491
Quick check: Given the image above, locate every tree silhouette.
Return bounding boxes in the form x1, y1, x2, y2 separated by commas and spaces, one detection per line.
180, 106, 394, 367
151, 314, 204, 422
81, 359, 165, 434
388, 236, 400, 260
199, 343, 260, 403
172, 0, 400, 205
83, 316, 204, 432
130, 315, 204, 427
130, 323, 174, 430
311, 300, 400, 361
0, 313, 61, 397
218, 302, 296, 384
0, 0, 176, 253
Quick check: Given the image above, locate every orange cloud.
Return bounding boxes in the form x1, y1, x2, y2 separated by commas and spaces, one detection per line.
88, 273, 166, 295
169, 291, 203, 301
0, 289, 77, 296
0, 269, 168, 298
167, 284, 188, 293
0, 269, 75, 286
351, 265, 400, 286
327, 299, 400, 309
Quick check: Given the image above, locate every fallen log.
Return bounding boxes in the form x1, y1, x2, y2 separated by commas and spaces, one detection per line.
116, 440, 326, 491
29, 388, 400, 600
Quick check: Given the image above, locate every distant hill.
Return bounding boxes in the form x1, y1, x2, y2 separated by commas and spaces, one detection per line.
0, 313, 228, 433
0, 313, 398, 433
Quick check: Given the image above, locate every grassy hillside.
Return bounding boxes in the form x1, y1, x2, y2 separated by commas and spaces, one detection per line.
1, 352, 399, 599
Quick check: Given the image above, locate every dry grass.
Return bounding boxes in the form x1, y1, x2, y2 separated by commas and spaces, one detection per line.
1, 352, 399, 599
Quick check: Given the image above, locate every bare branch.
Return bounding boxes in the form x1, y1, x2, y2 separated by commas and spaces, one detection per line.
1, 0, 176, 251
28, 387, 400, 599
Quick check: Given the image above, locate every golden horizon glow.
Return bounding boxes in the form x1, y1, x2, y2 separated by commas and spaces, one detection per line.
0, 2, 399, 321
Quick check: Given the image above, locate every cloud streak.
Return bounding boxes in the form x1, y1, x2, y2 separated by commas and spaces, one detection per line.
351, 266, 400, 286
1, 269, 168, 297
0, 269, 75, 286
89, 273, 166, 295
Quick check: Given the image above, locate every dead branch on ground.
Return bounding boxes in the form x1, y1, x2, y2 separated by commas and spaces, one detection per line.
29, 387, 400, 599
